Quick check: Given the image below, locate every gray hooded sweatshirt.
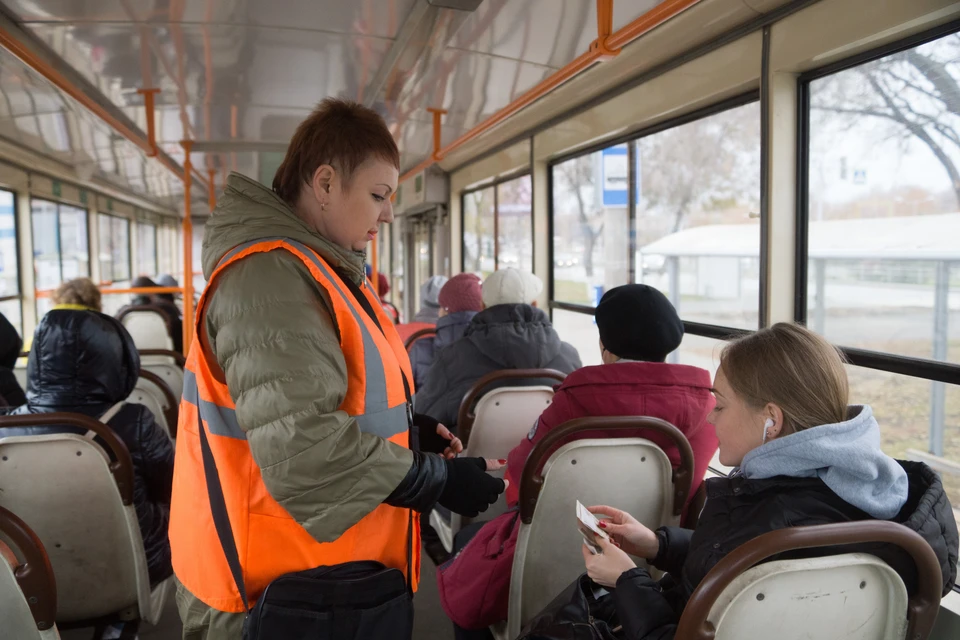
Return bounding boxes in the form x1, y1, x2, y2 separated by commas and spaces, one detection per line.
739, 405, 908, 519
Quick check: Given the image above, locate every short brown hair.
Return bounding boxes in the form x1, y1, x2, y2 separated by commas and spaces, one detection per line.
273, 98, 400, 206
720, 323, 848, 434
52, 278, 102, 312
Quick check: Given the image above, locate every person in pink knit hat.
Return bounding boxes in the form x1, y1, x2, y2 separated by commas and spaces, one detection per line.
409, 273, 483, 389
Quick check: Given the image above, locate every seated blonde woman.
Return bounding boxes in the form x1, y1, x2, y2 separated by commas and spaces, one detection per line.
51, 277, 102, 312
577, 323, 957, 640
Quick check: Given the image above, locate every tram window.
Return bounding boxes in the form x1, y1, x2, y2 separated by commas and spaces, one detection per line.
551, 308, 603, 367
98, 214, 131, 283
0, 189, 22, 335
552, 146, 630, 306
675, 333, 724, 379
31, 198, 89, 290
462, 185, 495, 276
497, 175, 533, 273
634, 102, 761, 329
137, 223, 157, 276
846, 365, 960, 527
806, 32, 960, 361
59, 205, 89, 281
552, 308, 726, 373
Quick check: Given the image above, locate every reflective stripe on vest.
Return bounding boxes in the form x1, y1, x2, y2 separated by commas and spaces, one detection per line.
169, 239, 419, 613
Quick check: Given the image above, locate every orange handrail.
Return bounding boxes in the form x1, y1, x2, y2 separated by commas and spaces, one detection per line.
35, 286, 184, 299
371, 235, 379, 295
181, 140, 195, 353
0, 21, 210, 195
398, 0, 702, 183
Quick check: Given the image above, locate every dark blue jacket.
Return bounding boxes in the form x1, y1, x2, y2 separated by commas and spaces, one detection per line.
414, 304, 581, 428
3, 309, 174, 586
409, 310, 477, 389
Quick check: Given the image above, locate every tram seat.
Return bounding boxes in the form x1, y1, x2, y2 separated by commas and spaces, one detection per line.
0, 413, 172, 627
403, 326, 437, 352
496, 416, 694, 640
429, 369, 567, 553
675, 521, 944, 640
0, 506, 60, 639
14, 351, 27, 390
117, 306, 185, 399
138, 350, 185, 403
129, 370, 179, 440
118, 305, 174, 352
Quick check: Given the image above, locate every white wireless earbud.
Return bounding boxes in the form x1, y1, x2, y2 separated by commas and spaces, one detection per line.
762, 418, 774, 444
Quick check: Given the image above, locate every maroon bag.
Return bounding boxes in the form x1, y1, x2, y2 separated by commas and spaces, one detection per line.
436, 510, 520, 629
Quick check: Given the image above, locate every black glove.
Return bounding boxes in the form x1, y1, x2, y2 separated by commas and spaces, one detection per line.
438, 457, 505, 518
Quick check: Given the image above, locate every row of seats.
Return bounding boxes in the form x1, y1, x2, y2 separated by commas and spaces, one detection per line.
412, 350, 945, 639
0, 348, 186, 634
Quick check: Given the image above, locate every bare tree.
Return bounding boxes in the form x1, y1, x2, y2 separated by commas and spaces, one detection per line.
638, 104, 760, 233
556, 156, 604, 276
812, 35, 960, 207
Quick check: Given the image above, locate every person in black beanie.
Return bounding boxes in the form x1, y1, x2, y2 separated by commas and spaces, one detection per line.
438, 284, 721, 639
594, 284, 684, 363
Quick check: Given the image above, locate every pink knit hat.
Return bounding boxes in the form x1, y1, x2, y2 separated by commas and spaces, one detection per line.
438, 273, 483, 313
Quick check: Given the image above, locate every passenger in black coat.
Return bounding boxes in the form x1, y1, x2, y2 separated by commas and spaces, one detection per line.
3, 308, 175, 586
577, 324, 958, 640
0, 311, 26, 406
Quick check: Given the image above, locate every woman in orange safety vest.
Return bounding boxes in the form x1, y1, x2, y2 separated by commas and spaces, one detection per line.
169, 98, 505, 639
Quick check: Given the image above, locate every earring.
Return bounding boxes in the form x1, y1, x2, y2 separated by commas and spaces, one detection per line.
321, 202, 327, 211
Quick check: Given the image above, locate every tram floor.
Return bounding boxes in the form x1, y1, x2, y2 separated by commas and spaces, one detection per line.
60, 556, 453, 640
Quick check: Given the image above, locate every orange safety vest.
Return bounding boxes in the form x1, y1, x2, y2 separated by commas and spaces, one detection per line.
169, 238, 420, 613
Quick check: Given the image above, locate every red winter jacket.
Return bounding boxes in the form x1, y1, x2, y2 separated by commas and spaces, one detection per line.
438, 361, 718, 630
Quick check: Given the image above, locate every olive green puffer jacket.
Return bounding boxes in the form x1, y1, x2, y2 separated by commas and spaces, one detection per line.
176, 173, 439, 634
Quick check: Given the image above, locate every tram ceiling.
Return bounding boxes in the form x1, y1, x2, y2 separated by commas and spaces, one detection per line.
0, 0, 689, 205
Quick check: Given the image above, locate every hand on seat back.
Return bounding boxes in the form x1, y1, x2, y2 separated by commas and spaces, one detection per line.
439, 457, 506, 518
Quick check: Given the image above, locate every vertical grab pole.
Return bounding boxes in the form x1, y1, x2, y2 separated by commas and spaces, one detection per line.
208, 168, 217, 211
427, 107, 447, 161
371, 236, 379, 295
137, 88, 160, 156
182, 140, 195, 353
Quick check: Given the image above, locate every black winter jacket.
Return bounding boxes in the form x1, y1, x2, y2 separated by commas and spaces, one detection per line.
0, 311, 26, 407
2, 309, 175, 586
613, 461, 958, 640
414, 304, 581, 427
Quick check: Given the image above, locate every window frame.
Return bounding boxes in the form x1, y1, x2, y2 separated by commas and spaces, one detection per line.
98, 212, 132, 283
546, 91, 764, 339
0, 188, 23, 330
795, 19, 960, 387
137, 221, 158, 277
31, 197, 91, 287
460, 168, 533, 274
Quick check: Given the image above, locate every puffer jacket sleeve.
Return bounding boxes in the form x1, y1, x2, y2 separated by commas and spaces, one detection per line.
613, 568, 680, 640
206, 251, 416, 542
135, 406, 175, 504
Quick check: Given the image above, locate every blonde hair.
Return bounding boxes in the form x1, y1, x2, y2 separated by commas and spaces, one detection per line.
52, 278, 102, 312
720, 322, 848, 434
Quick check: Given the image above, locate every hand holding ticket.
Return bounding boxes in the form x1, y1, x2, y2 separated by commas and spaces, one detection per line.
576, 500, 610, 555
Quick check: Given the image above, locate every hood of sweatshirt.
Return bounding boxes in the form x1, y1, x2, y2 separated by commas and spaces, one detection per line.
739, 405, 908, 519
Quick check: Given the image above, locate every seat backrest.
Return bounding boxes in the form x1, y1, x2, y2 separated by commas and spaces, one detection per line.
0, 413, 150, 623
137, 351, 185, 401
128, 375, 173, 441
0, 506, 58, 639
508, 417, 695, 638
457, 368, 567, 447
403, 327, 437, 352
117, 307, 173, 352
464, 386, 555, 460
676, 521, 944, 640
